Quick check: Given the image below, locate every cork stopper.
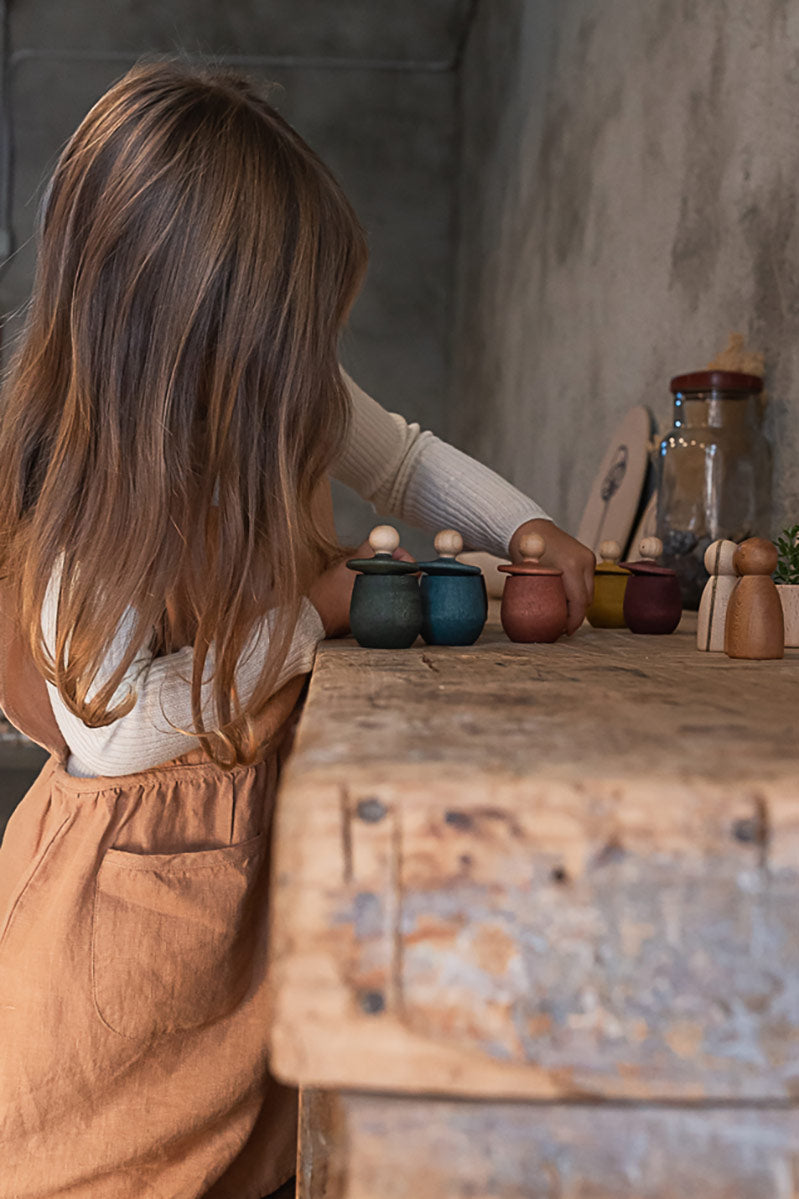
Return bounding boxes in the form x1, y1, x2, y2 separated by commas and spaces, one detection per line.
369, 525, 400, 556
434, 529, 463, 558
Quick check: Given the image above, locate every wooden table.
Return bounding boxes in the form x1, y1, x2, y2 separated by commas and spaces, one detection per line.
267, 611, 799, 1198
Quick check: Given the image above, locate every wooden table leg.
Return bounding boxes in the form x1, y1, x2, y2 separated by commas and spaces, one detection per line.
297, 1088, 348, 1199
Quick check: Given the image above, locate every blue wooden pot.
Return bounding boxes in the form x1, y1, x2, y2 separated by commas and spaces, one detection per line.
417, 558, 487, 646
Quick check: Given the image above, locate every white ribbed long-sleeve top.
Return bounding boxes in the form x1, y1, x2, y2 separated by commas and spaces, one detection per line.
43, 372, 549, 777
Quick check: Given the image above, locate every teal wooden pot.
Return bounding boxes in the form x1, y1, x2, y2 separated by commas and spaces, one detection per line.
419, 573, 487, 645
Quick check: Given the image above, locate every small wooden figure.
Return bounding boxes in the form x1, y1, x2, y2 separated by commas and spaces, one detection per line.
586, 539, 629, 628
498, 533, 568, 643
347, 525, 422, 649
620, 536, 682, 635
417, 530, 488, 646
697, 539, 738, 652
724, 537, 784, 660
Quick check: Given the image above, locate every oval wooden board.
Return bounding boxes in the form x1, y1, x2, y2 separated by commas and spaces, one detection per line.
577, 405, 653, 557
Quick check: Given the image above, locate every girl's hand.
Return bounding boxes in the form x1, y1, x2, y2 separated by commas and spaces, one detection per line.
309, 539, 414, 638
509, 519, 595, 635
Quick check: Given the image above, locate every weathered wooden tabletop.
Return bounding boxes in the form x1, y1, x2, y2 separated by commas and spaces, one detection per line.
267, 609, 799, 1196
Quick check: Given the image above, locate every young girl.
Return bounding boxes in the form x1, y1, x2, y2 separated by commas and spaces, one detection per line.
0, 62, 593, 1198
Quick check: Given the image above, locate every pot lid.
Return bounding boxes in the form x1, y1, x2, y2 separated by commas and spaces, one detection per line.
417, 558, 481, 576
619, 559, 677, 577
347, 552, 418, 575
498, 561, 563, 577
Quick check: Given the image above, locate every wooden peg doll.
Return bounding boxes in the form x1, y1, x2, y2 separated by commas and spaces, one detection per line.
724, 538, 784, 660
697, 539, 738, 652
498, 533, 568, 643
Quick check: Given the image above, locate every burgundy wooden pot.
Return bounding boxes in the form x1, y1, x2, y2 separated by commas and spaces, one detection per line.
621, 538, 682, 635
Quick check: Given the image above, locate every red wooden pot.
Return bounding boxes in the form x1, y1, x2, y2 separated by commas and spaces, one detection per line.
498, 533, 567, 644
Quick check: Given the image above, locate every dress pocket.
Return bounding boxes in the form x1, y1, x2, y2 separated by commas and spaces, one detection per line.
92, 833, 267, 1041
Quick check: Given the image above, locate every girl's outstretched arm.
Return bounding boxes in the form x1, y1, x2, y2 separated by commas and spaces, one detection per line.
334, 371, 550, 559
334, 371, 594, 630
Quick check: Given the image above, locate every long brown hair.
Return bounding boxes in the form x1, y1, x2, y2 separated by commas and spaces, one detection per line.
0, 60, 367, 764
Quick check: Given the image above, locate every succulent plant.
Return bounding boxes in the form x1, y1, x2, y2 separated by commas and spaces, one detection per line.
774, 524, 799, 586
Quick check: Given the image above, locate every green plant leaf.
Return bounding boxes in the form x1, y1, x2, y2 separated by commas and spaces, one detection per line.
774, 524, 799, 585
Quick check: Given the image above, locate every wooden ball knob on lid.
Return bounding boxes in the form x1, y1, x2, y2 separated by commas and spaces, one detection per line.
518, 532, 546, 562
369, 524, 400, 556
599, 539, 622, 564
434, 529, 463, 558
639, 536, 663, 562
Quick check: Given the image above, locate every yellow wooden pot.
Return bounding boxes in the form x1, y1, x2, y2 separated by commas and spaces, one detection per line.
586, 540, 630, 629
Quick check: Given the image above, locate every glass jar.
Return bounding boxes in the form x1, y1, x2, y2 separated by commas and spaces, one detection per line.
656, 370, 771, 609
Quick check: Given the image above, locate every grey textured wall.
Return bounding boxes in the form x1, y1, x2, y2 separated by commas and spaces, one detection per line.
2, 1, 465, 555
454, 0, 799, 539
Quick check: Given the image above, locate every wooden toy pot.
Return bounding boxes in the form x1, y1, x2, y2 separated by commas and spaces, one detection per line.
418, 531, 487, 647
347, 526, 422, 649
586, 540, 629, 629
498, 533, 567, 644
621, 537, 682, 635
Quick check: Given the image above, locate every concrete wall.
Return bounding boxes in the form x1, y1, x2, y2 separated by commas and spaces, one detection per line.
454, 0, 799, 539
2, 1, 464, 555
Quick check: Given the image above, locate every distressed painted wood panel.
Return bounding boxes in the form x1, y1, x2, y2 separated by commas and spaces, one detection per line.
268, 613, 799, 1100
323, 1092, 799, 1199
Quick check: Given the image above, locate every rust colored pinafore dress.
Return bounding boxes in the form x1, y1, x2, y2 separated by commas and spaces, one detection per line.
0, 594, 302, 1199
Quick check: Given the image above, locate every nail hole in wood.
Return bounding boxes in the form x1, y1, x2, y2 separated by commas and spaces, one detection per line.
732, 817, 760, 844
445, 810, 472, 830
356, 798, 387, 823
358, 989, 385, 1015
